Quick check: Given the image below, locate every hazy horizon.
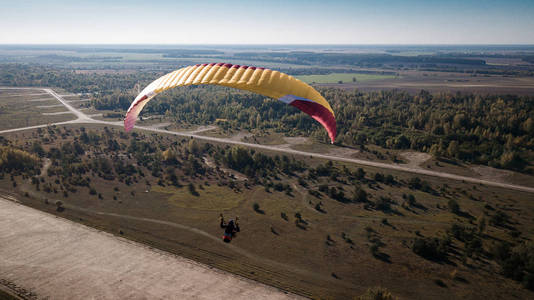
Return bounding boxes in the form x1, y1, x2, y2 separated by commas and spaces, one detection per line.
1, 0, 533, 45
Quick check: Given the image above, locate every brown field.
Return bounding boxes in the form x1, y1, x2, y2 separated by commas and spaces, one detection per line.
319, 71, 534, 95
0, 90, 75, 130
1, 124, 534, 299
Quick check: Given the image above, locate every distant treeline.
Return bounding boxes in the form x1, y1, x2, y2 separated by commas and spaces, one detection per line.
231, 52, 487, 67
0, 64, 159, 93
36, 55, 123, 62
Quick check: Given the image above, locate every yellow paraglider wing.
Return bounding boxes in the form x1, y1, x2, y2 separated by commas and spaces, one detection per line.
125, 63, 336, 143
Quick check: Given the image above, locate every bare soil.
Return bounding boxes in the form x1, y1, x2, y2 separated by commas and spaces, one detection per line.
400, 151, 432, 168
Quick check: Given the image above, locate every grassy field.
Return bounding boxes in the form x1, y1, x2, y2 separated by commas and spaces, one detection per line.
297, 73, 397, 84
1, 124, 534, 299
0, 90, 75, 130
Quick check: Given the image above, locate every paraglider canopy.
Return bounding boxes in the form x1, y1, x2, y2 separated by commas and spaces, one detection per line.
124, 63, 336, 143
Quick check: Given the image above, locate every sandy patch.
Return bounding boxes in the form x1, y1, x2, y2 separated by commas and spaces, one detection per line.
277, 137, 309, 149
471, 165, 513, 183
186, 125, 217, 134
400, 151, 432, 168
326, 147, 360, 158
228, 131, 254, 142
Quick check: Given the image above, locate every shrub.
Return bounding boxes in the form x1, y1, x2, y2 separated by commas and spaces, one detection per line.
308, 189, 321, 198
374, 197, 392, 212
188, 183, 199, 196
434, 279, 447, 287
55, 200, 64, 212
492, 242, 534, 290
374, 172, 384, 182
353, 186, 368, 203
253, 203, 264, 214
490, 210, 509, 227
358, 287, 394, 300
385, 174, 395, 185
447, 199, 460, 214
315, 202, 325, 213
407, 194, 416, 206
370, 241, 380, 257
408, 177, 422, 189
413, 237, 448, 261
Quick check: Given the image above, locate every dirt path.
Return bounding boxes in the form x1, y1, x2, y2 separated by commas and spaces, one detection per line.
0, 197, 302, 300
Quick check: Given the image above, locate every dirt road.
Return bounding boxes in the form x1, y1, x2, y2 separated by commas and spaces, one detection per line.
0, 197, 301, 300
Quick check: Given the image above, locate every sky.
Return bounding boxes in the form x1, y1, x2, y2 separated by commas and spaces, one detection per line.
0, 0, 533, 44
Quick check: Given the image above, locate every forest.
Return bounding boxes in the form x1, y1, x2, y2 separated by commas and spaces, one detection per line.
93, 86, 534, 173
1, 63, 532, 173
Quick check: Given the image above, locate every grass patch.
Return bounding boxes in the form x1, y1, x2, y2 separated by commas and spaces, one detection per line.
152, 184, 246, 210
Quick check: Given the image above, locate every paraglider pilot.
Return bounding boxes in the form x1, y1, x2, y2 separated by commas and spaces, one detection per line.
220, 214, 240, 243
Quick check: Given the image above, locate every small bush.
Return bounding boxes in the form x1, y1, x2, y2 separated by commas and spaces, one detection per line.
434, 279, 447, 287
374, 173, 384, 182
413, 237, 448, 261
374, 197, 392, 212
407, 194, 416, 206
188, 183, 199, 196
490, 210, 509, 227
253, 203, 264, 214
358, 287, 394, 300
447, 199, 460, 214
353, 186, 368, 203
55, 200, 64, 212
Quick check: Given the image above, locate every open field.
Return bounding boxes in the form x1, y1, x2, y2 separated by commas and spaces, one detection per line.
1, 123, 534, 299
320, 71, 534, 95
0, 89, 75, 130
